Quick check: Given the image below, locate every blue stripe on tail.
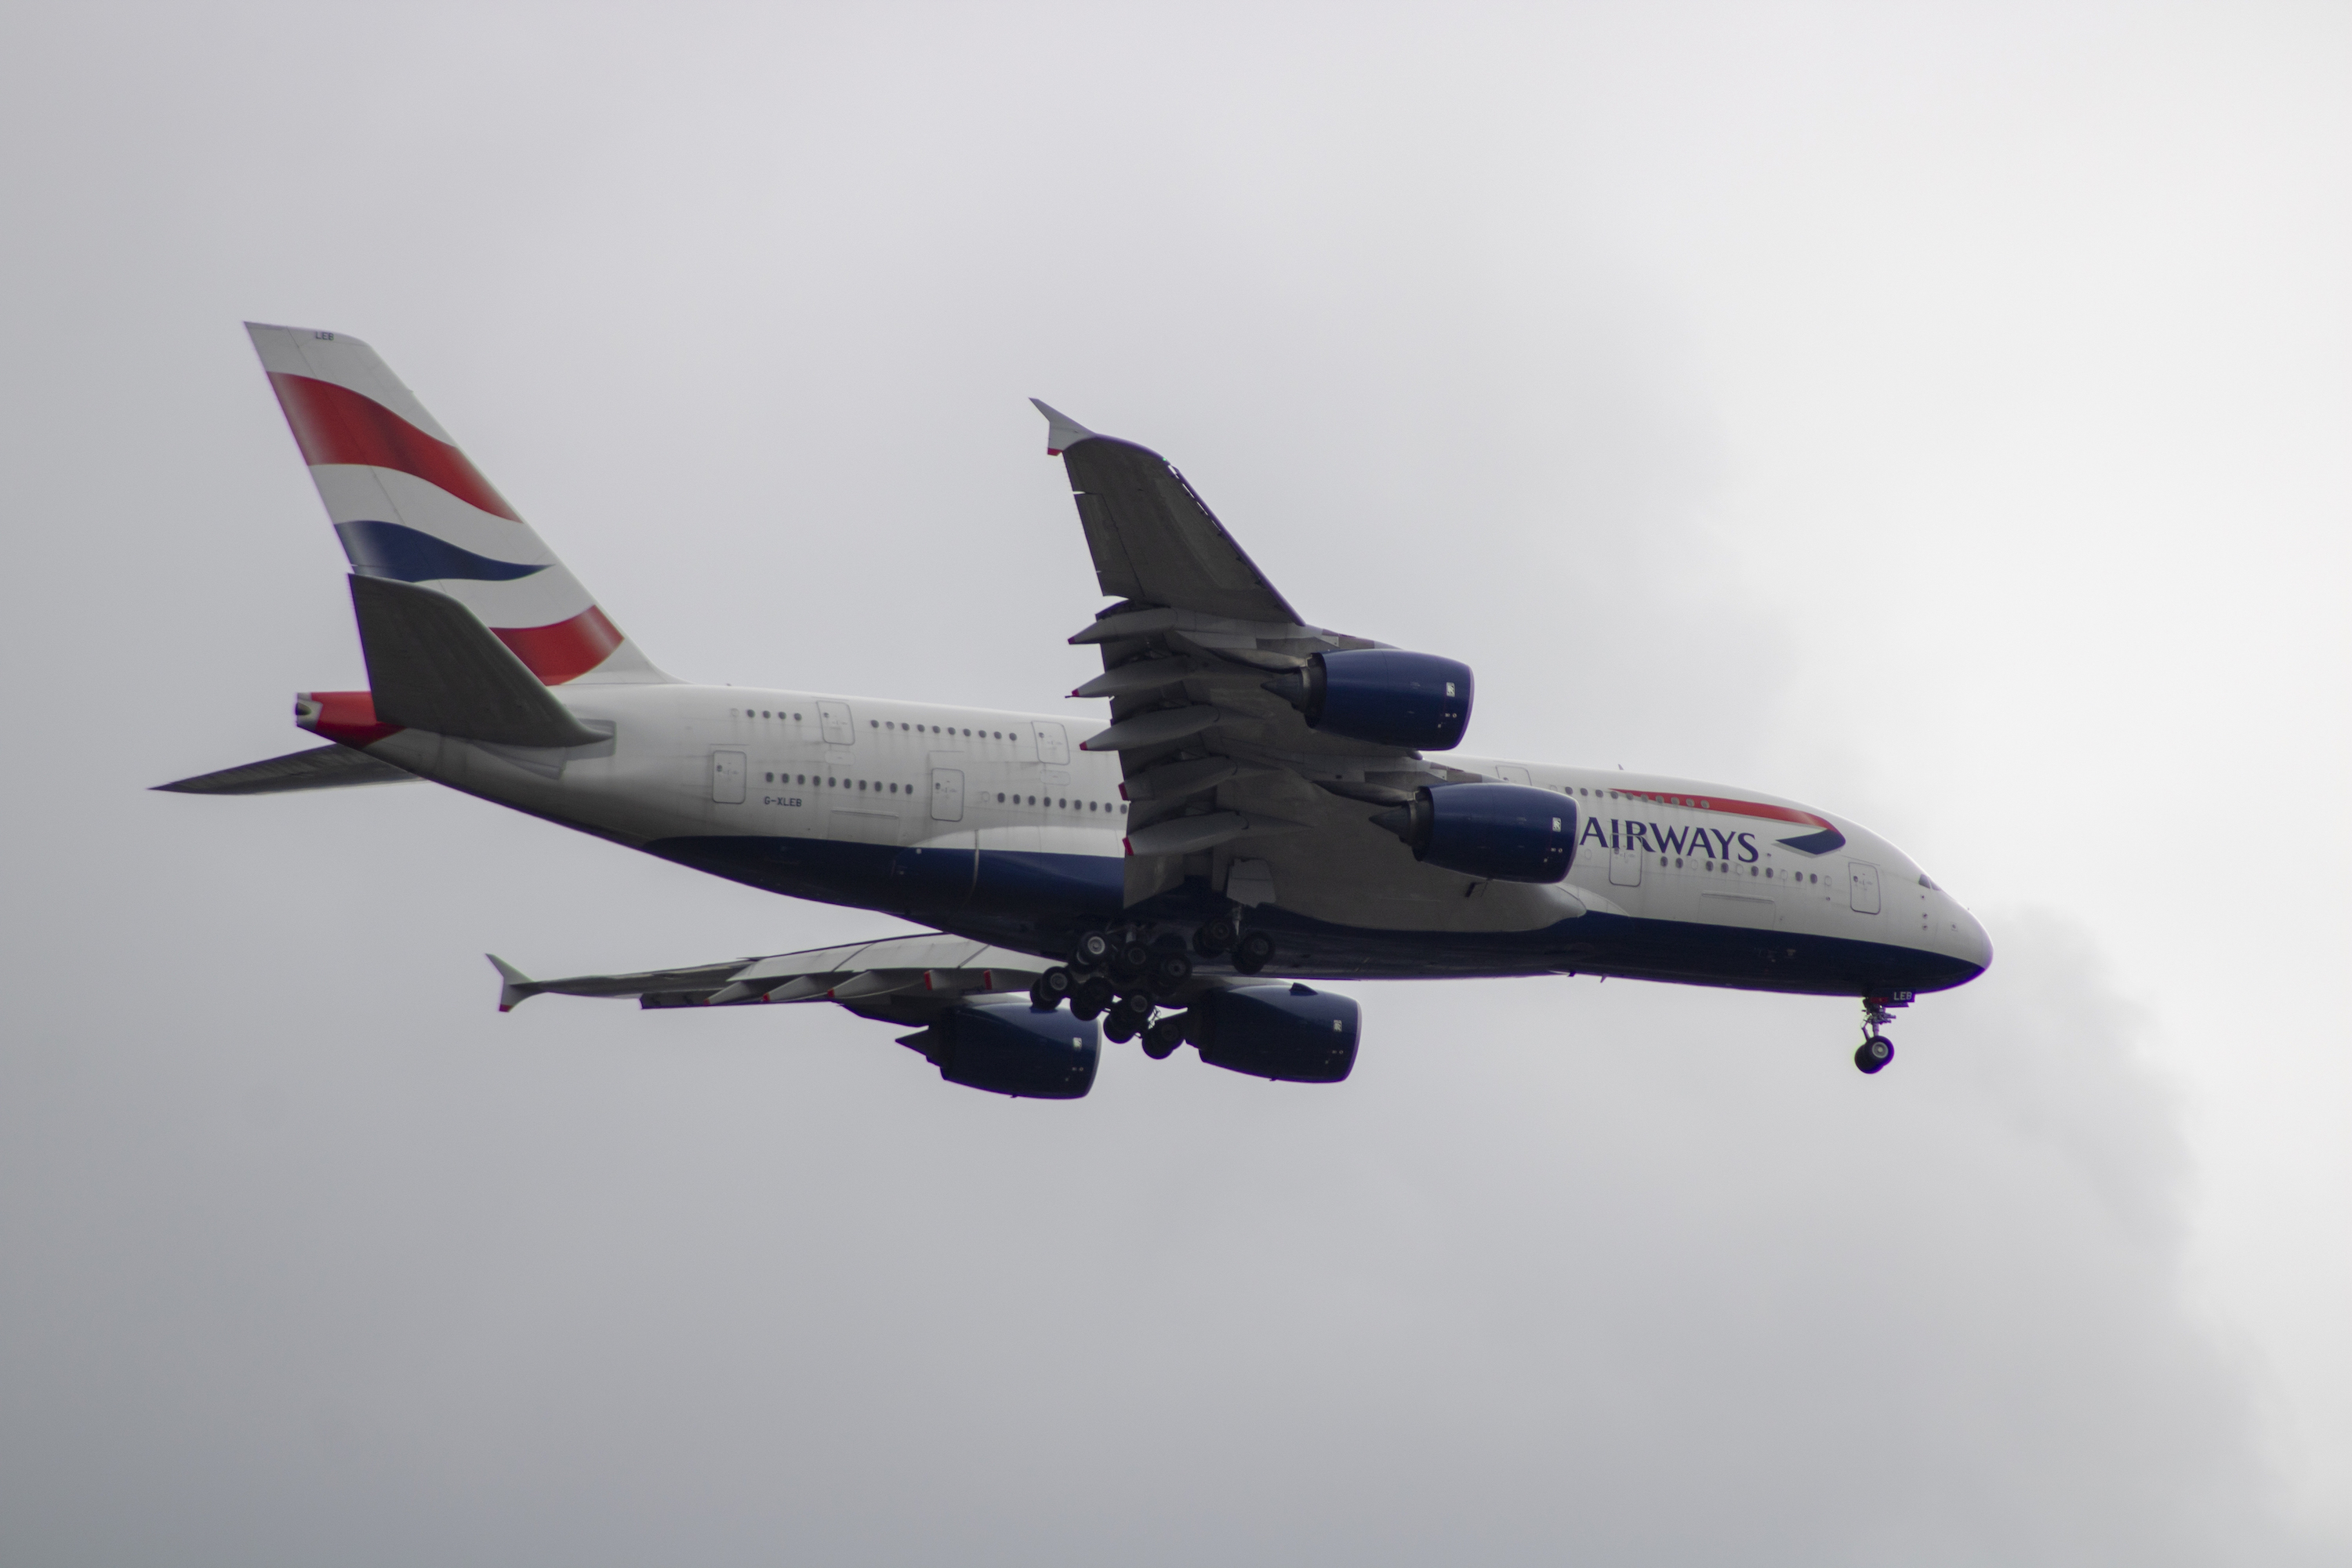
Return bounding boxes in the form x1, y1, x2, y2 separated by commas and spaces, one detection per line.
335, 519, 546, 583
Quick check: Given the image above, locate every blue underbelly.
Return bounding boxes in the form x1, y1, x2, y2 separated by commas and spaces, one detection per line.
644, 834, 1982, 998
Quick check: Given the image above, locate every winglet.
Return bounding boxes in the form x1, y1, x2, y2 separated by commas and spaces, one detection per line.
1029, 398, 1097, 457
487, 954, 533, 1013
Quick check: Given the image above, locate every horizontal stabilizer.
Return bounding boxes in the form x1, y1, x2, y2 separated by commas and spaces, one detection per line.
152, 744, 416, 796
352, 575, 603, 747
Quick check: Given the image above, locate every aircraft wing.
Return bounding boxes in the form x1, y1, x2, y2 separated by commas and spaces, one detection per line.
1033, 403, 1505, 906
487, 933, 1053, 1018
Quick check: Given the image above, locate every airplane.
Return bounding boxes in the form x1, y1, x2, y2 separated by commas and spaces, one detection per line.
156, 324, 1992, 1099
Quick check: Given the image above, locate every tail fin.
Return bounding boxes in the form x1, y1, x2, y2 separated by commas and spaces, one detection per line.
245, 323, 670, 686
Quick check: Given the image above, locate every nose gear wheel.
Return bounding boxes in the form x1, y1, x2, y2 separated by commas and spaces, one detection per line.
1853, 994, 1907, 1074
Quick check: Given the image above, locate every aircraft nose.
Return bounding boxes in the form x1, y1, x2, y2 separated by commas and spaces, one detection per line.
1958, 907, 1994, 974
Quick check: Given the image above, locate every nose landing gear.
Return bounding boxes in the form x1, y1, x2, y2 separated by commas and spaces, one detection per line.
1853, 993, 1911, 1074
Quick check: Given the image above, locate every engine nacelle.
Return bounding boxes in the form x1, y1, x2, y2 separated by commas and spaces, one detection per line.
1184, 982, 1359, 1083
902, 1001, 1099, 1099
1372, 782, 1576, 884
1264, 648, 1473, 751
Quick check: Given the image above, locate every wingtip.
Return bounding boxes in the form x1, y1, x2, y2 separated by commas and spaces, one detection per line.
1029, 397, 1097, 457
487, 953, 532, 1012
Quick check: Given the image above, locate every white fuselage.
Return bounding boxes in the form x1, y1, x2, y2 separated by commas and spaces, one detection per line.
318, 680, 1994, 992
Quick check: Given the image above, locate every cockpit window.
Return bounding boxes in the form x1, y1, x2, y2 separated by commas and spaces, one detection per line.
1919, 875, 1939, 891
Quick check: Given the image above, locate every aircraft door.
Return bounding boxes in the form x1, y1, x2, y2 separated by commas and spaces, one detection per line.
818, 702, 854, 745
930, 767, 964, 822
710, 750, 746, 804
1033, 721, 1070, 765
1848, 860, 1881, 913
1496, 765, 1531, 784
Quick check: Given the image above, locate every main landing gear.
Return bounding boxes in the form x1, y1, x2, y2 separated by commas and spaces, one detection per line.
1853, 993, 1911, 1074
1028, 916, 1271, 1056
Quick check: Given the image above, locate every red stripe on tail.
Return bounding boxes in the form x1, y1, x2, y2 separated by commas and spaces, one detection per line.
492, 605, 624, 685
267, 372, 522, 522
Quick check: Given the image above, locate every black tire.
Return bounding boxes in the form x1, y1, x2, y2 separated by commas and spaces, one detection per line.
1854, 1035, 1894, 1074
1193, 915, 1239, 956
1028, 980, 1061, 1012
1073, 931, 1113, 967
1142, 1015, 1186, 1060
1151, 950, 1193, 993
1071, 978, 1115, 1022
1115, 941, 1152, 976
1104, 1014, 1139, 1044
1038, 967, 1075, 1002
1234, 930, 1276, 975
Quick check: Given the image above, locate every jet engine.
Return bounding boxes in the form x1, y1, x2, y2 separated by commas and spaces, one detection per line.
1184, 982, 1360, 1083
901, 1000, 1100, 1099
1370, 782, 1577, 884
1263, 649, 1473, 751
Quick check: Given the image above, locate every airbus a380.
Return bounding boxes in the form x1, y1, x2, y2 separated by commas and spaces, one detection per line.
159, 324, 1991, 1099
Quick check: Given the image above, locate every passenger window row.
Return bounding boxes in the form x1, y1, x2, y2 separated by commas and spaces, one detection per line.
994, 794, 1127, 814
750, 769, 1127, 814
728, 708, 1029, 743
1649, 853, 1826, 884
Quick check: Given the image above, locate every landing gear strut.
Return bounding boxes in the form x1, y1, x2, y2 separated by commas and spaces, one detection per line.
1853, 993, 1910, 1074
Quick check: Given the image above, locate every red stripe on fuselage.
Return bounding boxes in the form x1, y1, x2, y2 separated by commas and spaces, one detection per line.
1618, 788, 1832, 833
267, 372, 522, 522
492, 604, 624, 685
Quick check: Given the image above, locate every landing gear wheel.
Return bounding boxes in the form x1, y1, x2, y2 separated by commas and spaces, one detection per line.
1106, 993, 1154, 1042
1037, 967, 1074, 1004
1073, 931, 1113, 967
1233, 931, 1276, 975
1142, 1014, 1187, 1060
1115, 940, 1152, 977
1070, 977, 1116, 1022
1854, 1035, 1894, 1074
1150, 950, 1193, 993
1028, 979, 1062, 1011
1193, 916, 1239, 956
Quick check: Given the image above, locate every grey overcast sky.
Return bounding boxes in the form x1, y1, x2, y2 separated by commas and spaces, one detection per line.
2, 3, 2347, 1563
